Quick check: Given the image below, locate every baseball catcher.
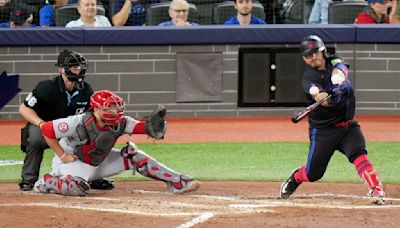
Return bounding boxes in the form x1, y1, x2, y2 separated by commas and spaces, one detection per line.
280, 35, 385, 205
34, 90, 200, 196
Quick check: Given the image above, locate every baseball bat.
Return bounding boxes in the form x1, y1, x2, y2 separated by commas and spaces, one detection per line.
291, 94, 332, 123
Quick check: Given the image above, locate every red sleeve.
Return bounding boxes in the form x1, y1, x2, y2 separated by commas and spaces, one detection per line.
355, 13, 376, 24
132, 121, 146, 134
41, 121, 56, 139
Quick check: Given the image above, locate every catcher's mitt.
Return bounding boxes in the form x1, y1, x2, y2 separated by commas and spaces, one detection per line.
144, 105, 167, 139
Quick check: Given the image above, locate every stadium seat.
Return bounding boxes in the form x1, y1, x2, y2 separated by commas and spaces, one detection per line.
145, 2, 199, 25
212, 1, 265, 24
328, 1, 367, 24
55, 4, 106, 27
280, 0, 314, 24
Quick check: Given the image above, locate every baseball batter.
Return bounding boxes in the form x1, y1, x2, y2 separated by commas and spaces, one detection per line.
34, 90, 200, 196
280, 35, 385, 205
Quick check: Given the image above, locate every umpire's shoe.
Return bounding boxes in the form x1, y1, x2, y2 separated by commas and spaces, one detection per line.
89, 178, 115, 190
19, 181, 34, 191
280, 167, 300, 199
168, 175, 200, 195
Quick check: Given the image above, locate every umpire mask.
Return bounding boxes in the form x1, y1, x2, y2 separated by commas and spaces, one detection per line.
57, 50, 88, 90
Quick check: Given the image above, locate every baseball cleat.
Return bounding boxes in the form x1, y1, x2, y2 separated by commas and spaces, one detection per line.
368, 185, 385, 205
168, 175, 200, 194
280, 167, 300, 199
19, 181, 34, 191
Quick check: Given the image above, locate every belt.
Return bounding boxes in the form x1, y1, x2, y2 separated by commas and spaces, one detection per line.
334, 120, 352, 128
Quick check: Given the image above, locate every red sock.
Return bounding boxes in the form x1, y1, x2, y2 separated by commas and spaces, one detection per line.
353, 154, 382, 190
294, 165, 309, 184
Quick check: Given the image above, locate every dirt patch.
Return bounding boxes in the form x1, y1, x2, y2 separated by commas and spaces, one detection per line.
0, 181, 399, 228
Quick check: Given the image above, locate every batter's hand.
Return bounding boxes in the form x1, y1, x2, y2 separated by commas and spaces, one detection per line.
60, 153, 77, 164
315, 92, 331, 107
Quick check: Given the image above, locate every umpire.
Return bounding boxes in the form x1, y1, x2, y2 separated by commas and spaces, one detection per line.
19, 50, 113, 191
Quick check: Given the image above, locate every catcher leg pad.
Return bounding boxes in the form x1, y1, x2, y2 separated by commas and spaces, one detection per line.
122, 141, 200, 194
36, 173, 90, 196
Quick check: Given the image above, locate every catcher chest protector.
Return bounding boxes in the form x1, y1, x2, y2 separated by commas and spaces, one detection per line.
75, 112, 126, 166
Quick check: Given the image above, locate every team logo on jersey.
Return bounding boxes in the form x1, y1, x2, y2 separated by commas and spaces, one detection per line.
57, 122, 69, 133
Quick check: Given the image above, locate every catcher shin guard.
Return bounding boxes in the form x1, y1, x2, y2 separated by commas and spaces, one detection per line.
37, 173, 90, 196
122, 142, 200, 194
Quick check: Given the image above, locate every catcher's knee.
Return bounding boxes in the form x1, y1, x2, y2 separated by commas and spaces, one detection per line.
40, 174, 90, 196
59, 175, 90, 196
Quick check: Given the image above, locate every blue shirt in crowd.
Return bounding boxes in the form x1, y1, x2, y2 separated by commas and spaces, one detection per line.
158, 20, 199, 26
224, 16, 266, 25
113, 0, 160, 26
39, 4, 55, 26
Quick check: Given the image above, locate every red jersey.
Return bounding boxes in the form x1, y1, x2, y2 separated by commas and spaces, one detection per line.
355, 12, 389, 24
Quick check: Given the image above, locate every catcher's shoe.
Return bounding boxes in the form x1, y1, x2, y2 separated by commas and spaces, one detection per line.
280, 167, 300, 199
368, 185, 385, 205
167, 175, 200, 195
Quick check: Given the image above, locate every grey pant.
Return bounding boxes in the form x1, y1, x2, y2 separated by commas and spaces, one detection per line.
21, 124, 48, 184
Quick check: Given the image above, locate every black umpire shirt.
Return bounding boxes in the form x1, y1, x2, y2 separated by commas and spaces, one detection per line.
301, 54, 355, 129
23, 76, 93, 121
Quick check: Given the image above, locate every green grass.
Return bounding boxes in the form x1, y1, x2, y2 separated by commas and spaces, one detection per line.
1, 142, 399, 184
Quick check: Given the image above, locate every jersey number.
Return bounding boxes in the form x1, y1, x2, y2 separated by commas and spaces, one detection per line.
25, 92, 37, 107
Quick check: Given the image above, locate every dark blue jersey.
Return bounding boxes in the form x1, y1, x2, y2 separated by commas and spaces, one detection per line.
301, 55, 355, 128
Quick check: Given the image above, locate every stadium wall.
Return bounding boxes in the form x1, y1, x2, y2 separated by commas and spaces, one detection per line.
0, 25, 399, 119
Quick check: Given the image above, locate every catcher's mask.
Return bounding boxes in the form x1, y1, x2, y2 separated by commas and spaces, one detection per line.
90, 90, 125, 131
300, 35, 327, 57
56, 50, 88, 90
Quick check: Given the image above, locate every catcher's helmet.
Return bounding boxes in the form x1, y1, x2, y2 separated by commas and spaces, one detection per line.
90, 90, 125, 129
300, 35, 326, 56
56, 50, 88, 90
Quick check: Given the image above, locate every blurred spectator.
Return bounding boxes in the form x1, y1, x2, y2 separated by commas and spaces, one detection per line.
355, 0, 396, 24
158, 0, 198, 26
308, 0, 332, 24
0, 0, 12, 24
224, 0, 267, 25
65, 0, 111, 27
0, 3, 35, 28
39, 0, 68, 26
112, 0, 160, 26
391, 0, 400, 23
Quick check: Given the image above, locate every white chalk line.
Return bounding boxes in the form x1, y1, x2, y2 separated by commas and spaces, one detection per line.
131, 189, 400, 203
0, 203, 200, 217
176, 212, 215, 228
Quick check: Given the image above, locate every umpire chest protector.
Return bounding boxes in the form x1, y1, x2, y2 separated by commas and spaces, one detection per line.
75, 112, 126, 166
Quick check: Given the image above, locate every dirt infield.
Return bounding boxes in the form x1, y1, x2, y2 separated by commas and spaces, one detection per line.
0, 115, 399, 227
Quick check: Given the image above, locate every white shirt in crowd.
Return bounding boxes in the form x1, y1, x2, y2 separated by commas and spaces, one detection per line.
65, 15, 112, 27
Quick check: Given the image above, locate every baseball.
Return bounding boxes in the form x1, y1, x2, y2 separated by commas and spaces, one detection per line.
331, 72, 345, 85
309, 86, 319, 96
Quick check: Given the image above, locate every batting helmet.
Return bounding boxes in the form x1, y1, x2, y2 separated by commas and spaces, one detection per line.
56, 50, 88, 90
300, 35, 326, 56
90, 90, 125, 129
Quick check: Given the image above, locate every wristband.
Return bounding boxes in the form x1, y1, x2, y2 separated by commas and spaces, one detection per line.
38, 120, 45, 127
